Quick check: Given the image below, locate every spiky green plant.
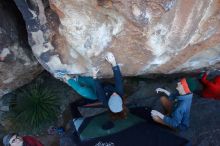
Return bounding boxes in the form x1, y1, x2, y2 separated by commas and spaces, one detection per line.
9, 84, 60, 134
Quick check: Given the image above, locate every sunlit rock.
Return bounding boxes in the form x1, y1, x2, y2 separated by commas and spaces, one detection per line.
13, 0, 220, 78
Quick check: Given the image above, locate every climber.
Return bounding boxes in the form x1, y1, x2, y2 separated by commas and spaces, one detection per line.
201, 71, 220, 100
56, 52, 127, 120
151, 78, 193, 131
93, 52, 127, 121
3, 133, 43, 146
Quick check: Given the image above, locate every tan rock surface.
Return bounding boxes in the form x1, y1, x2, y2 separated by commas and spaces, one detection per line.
14, 0, 220, 78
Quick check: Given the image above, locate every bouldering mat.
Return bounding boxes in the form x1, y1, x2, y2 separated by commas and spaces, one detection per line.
79, 112, 144, 140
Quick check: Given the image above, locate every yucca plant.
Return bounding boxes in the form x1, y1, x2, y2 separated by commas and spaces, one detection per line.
8, 84, 60, 134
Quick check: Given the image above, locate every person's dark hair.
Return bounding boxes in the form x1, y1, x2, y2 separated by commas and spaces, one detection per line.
109, 95, 128, 121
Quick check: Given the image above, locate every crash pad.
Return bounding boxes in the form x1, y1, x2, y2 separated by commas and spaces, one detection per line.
79, 113, 144, 140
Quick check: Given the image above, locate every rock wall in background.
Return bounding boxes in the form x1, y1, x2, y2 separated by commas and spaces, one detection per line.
0, 1, 43, 98
13, 0, 220, 78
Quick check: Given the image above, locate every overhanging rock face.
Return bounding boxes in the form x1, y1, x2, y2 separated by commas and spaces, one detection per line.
14, 0, 220, 77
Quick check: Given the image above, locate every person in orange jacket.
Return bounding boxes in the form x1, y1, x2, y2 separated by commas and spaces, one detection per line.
201, 72, 220, 100
3, 133, 43, 146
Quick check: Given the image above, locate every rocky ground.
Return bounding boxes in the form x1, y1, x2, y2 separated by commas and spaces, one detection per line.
0, 71, 220, 146
127, 80, 220, 146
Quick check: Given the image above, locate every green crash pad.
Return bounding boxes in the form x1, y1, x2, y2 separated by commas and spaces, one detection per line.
80, 113, 144, 140
186, 77, 203, 92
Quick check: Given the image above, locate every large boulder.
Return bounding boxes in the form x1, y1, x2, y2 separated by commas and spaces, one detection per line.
0, 0, 43, 98
13, 0, 220, 77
